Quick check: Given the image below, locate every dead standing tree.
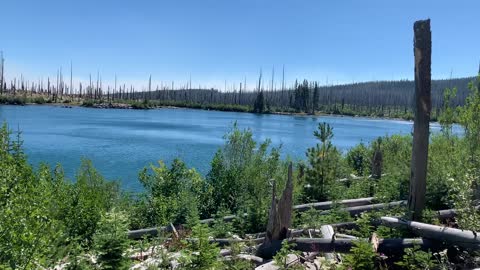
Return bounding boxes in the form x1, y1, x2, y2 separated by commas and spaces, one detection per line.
0, 51, 4, 95
257, 162, 294, 259
408, 19, 432, 221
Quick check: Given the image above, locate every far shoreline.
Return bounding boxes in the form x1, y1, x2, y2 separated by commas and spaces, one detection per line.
1, 101, 418, 123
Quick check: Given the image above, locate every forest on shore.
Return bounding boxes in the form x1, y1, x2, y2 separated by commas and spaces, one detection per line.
0, 51, 476, 120
1, 75, 480, 269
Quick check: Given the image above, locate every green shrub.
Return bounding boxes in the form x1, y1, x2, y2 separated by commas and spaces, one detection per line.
0, 124, 64, 268
33, 96, 46, 104
346, 142, 371, 176
304, 122, 344, 201
179, 224, 220, 270
395, 245, 437, 270
342, 240, 376, 270
93, 209, 131, 270
273, 241, 302, 270
134, 159, 208, 228
207, 124, 285, 231
61, 160, 120, 246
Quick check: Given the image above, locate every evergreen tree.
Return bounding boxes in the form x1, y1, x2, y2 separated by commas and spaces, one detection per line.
253, 90, 265, 113
305, 122, 342, 201
312, 82, 320, 114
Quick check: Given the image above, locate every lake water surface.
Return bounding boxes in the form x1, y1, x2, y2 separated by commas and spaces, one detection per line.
0, 105, 451, 190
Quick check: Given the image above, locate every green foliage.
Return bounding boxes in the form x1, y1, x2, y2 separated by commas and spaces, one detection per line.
81, 99, 96, 107
438, 87, 458, 137
62, 160, 120, 246
0, 95, 26, 105
3, 76, 480, 269
295, 207, 353, 231
395, 245, 437, 270
207, 124, 285, 232
222, 242, 254, 270
93, 209, 131, 270
459, 76, 480, 164
346, 142, 371, 176
448, 172, 480, 231
33, 96, 47, 104
211, 208, 234, 238
179, 224, 221, 270
134, 159, 207, 228
342, 240, 376, 270
253, 91, 265, 113
352, 210, 407, 239
0, 123, 64, 269
305, 122, 343, 201
273, 241, 302, 270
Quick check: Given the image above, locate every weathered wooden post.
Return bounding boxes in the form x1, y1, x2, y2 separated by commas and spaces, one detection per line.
408, 19, 432, 221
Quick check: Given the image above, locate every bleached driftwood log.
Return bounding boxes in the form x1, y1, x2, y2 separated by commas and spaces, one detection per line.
381, 217, 480, 250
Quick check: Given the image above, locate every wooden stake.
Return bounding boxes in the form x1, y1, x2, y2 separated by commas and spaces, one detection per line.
408, 19, 432, 221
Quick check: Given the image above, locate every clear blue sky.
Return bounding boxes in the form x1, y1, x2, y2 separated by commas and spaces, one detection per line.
1, 0, 479, 90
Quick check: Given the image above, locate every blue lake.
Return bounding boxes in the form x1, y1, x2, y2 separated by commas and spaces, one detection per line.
0, 105, 455, 190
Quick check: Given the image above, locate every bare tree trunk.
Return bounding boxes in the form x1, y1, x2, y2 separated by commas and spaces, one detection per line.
70, 61, 73, 98
257, 163, 294, 258
408, 19, 432, 221
0, 51, 4, 95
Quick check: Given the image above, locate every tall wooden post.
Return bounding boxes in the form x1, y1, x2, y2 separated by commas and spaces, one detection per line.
408, 19, 432, 221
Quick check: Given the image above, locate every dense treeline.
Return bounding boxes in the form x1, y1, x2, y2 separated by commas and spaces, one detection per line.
1, 76, 480, 269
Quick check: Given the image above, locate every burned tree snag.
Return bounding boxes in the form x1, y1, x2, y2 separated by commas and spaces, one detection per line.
257, 162, 294, 258
0, 51, 4, 95
408, 19, 432, 221
371, 139, 383, 180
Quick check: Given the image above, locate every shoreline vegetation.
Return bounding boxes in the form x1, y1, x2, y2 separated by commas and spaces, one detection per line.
1, 74, 479, 269
0, 75, 476, 122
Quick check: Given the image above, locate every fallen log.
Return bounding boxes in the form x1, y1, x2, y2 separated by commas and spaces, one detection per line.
289, 237, 441, 254
320, 225, 336, 261
381, 217, 480, 250
128, 226, 171, 240
436, 205, 480, 219
335, 233, 358, 240
255, 254, 299, 270
127, 206, 479, 239
336, 174, 387, 183
319, 201, 406, 217
294, 197, 375, 212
